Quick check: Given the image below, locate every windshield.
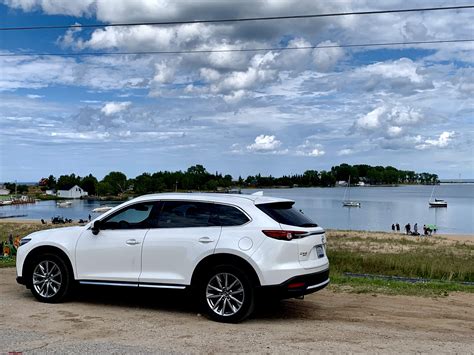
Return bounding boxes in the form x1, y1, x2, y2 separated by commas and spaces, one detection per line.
257, 202, 318, 227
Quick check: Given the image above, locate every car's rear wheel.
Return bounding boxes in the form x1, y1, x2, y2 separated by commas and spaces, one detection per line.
29, 253, 71, 303
200, 265, 255, 323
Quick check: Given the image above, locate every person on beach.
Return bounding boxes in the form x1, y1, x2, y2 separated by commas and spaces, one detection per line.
405, 223, 411, 235
414, 223, 418, 234
423, 224, 427, 235
391, 224, 395, 232
396, 223, 400, 232
88, 214, 91, 221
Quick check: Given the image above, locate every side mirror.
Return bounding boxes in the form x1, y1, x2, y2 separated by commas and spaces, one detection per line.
91, 220, 102, 235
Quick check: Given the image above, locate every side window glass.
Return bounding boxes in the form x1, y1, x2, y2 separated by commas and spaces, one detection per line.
158, 201, 214, 228
102, 203, 157, 229
217, 204, 250, 226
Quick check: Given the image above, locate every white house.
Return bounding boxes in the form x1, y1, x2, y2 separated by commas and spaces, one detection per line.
0, 185, 10, 195
57, 185, 88, 199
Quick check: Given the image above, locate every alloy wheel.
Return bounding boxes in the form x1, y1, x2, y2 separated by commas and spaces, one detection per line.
206, 272, 245, 317
32, 260, 63, 298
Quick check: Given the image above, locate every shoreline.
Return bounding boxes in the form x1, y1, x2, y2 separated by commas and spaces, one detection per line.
0, 218, 472, 241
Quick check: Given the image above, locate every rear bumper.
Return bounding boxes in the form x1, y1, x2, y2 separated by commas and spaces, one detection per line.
259, 268, 330, 299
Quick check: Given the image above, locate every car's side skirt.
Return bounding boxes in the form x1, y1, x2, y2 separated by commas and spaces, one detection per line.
78, 280, 186, 290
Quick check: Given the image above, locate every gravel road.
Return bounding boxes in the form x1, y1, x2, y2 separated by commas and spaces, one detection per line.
1, 268, 473, 353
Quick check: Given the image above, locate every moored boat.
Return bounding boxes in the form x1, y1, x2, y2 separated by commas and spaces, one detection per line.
342, 176, 361, 207
92, 206, 113, 213
429, 199, 447, 207
429, 186, 447, 207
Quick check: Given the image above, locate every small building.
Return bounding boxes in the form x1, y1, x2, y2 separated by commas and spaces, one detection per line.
45, 189, 56, 196
0, 186, 10, 195
57, 185, 88, 199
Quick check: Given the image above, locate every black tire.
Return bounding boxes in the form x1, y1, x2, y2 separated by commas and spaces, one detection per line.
199, 265, 255, 323
28, 253, 72, 303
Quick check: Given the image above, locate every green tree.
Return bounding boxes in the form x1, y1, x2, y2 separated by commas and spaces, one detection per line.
320, 170, 335, 187
57, 174, 80, 190
47, 175, 57, 189
80, 174, 98, 195
102, 171, 128, 195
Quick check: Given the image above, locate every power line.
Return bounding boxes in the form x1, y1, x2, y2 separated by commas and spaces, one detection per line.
1, 39, 472, 58
1, 5, 473, 31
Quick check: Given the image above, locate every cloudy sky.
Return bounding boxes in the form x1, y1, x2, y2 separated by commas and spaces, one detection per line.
0, 0, 473, 181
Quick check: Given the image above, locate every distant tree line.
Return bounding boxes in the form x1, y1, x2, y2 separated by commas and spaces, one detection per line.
244, 164, 438, 187
3, 182, 29, 195
36, 163, 439, 196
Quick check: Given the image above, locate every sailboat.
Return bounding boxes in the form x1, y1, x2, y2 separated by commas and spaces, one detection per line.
342, 176, 361, 207
429, 185, 447, 207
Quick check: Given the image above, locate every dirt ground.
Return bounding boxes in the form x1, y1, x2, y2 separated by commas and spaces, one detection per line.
1, 268, 473, 353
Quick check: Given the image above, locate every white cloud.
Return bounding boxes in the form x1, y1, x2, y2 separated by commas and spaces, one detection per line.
387, 126, 403, 137
416, 131, 456, 150
223, 90, 247, 104
212, 67, 277, 94
0, 54, 153, 92
355, 104, 424, 133
307, 148, 325, 157
295, 140, 325, 157
356, 107, 384, 130
338, 148, 354, 156
247, 134, 281, 152
360, 58, 424, 84
26, 94, 44, 99
312, 41, 344, 72
200, 68, 221, 82
100, 101, 131, 116
153, 61, 176, 84
4, 0, 94, 16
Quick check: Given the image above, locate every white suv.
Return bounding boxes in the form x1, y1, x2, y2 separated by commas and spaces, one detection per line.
16, 193, 329, 322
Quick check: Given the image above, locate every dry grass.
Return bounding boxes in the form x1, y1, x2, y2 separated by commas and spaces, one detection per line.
326, 230, 474, 282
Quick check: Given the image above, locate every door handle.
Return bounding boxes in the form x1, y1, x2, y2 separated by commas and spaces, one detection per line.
126, 239, 140, 245
198, 237, 214, 244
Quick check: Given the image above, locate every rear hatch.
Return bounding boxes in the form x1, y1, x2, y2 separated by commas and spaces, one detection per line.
257, 202, 327, 269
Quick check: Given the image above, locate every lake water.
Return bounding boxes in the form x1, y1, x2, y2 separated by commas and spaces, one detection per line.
1, 184, 473, 235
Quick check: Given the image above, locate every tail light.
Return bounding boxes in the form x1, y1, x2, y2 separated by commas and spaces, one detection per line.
262, 230, 307, 240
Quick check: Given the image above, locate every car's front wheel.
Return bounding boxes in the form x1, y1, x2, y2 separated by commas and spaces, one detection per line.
200, 265, 255, 323
29, 253, 71, 303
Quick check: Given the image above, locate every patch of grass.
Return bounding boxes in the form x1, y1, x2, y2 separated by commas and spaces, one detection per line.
0, 223, 53, 242
329, 273, 473, 296
327, 248, 473, 282
0, 257, 15, 268
326, 230, 474, 283
0, 222, 81, 243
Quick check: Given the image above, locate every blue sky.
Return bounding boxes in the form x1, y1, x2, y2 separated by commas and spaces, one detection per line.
0, 0, 473, 181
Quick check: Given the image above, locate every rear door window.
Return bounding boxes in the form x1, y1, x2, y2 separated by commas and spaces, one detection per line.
158, 201, 215, 228
257, 202, 318, 227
